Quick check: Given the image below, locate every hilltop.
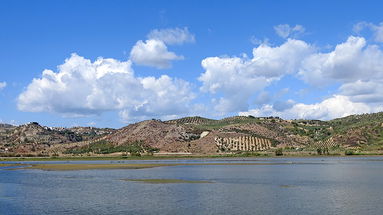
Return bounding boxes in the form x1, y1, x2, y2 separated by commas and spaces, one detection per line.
1, 112, 383, 157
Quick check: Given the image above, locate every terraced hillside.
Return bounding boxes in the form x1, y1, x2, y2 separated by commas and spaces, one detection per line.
166, 116, 216, 125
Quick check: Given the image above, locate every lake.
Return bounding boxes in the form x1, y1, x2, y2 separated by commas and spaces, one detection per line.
1, 157, 383, 215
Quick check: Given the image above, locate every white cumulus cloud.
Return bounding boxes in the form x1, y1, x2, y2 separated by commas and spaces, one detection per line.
130, 39, 184, 69
18, 53, 195, 122
299, 36, 383, 86
130, 27, 194, 69
274, 24, 305, 39
199, 39, 313, 113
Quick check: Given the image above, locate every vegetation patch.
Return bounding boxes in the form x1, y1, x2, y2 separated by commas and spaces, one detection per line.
64, 140, 159, 156
279, 185, 296, 188
0, 163, 20, 167
122, 178, 213, 184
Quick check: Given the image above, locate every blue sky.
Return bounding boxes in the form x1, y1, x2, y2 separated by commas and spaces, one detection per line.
1, 0, 383, 128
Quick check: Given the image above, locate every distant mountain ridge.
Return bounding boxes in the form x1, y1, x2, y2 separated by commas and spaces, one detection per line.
1, 112, 383, 156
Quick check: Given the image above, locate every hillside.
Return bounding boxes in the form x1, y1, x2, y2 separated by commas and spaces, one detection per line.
2, 112, 383, 156
0, 122, 114, 155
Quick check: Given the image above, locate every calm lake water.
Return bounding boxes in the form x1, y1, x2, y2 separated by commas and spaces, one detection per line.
1, 157, 383, 215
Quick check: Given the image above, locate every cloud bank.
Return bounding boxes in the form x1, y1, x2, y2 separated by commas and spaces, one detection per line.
240, 95, 382, 120
18, 24, 383, 122
200, 23, 383, 120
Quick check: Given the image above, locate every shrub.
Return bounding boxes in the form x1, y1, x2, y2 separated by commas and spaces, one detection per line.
275, 148, 283, 156
345, 150, 355, 155
317, 147, 330, 155
64, 140, 159, 156
317, 148, 322, 155
323, 147, 329, 155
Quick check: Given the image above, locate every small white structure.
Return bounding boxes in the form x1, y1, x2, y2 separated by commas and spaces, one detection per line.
200, 131, 210, 139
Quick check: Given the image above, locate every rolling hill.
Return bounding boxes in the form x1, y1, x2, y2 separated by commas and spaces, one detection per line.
2, 112, 383, 156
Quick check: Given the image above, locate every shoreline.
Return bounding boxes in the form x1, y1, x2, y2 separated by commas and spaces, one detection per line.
0, 161, 363, 171
1, 152, 383, 162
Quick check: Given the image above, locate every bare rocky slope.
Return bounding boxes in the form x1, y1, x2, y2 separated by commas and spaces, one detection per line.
0, 122, 114, 155
2, 112, 383, 156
